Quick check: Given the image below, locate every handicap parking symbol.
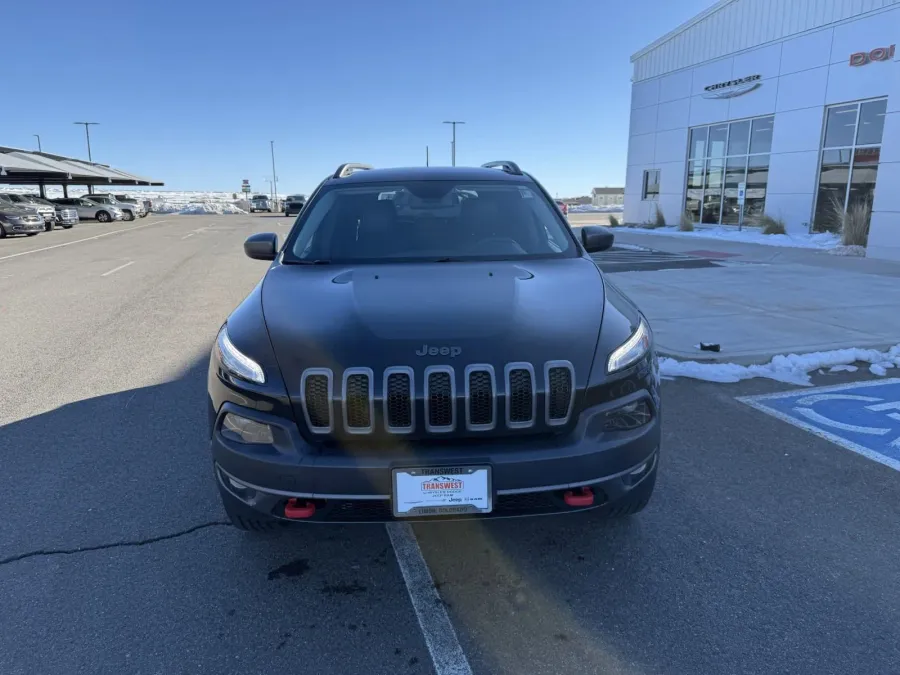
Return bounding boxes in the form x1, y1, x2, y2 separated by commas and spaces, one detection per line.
738, 378, 900, 471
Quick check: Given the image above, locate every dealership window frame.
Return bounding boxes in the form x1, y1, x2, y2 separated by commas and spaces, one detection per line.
642, 169, 660, 201
684, 114, 774, 226
811, 97, 887, 234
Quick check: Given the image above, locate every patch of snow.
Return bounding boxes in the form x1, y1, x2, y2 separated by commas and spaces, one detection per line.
829, 244, 866, 257
163, 201, 247, 215
569, 205, 624, 213
621, 225, 840, 250
828, 365, 858, 373
612, 243, 649, 251
660, 344, 900, 385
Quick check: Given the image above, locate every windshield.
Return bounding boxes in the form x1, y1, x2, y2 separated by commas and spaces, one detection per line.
285, 180, 575, 264
4, 194, 27, 203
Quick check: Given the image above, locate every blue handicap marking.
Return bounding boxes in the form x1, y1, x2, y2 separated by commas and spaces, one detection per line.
738, 378, 900, 471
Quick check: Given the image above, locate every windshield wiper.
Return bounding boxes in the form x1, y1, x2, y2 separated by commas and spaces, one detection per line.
433, 257, 462, 262
292, 259, 331, 265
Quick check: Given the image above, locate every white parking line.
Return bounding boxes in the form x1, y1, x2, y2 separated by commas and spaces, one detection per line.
182, 233, 195, 239
0, 219, 172, 262
386, 523, 473, 675
101, 261, 135, 277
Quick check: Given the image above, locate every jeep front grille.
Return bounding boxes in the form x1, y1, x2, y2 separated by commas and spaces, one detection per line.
425, 366, 455, 432
302, 361, 575, 436
545, 361, 575, 425
384, 367, 414, 433
342, 368, 374, 434
506, 363, 536, 428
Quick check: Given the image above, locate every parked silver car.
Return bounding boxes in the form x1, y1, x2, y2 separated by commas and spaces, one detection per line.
113, 194, 151, 217
249, 195, 272, 213
0, 203, 44, 237
50, 198, 124, 223
85, 193, 144, 221
0, 193, 56, 229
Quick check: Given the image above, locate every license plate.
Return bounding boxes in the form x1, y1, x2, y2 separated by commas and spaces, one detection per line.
392, 466, 492, 517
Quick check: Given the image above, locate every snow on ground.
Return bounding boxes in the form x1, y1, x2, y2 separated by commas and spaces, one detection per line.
569, 204, 624, 213
154, 201, 248, 215
622, 225, 840, 250
660, 344, 900, 385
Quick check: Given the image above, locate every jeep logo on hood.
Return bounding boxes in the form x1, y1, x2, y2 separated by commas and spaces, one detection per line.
416, 344, 462, 358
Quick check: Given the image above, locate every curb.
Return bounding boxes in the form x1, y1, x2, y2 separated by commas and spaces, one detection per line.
658, 340, 900, 366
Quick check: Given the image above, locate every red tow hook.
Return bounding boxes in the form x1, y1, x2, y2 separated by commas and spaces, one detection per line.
284, 498, 316, 519
563, 487, 594, 507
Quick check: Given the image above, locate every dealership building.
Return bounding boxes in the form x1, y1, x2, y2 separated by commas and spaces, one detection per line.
624, 0, 899, 259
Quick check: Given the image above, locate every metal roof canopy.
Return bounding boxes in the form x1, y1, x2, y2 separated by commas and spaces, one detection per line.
0, 146, 163, 186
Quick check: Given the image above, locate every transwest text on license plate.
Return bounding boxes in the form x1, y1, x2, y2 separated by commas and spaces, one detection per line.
392, 466, 492, 517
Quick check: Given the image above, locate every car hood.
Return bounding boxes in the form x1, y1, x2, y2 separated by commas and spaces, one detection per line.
0, 205, 38, 216
261, 256, 606, 390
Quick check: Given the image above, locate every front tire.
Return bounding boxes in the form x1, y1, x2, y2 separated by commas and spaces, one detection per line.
124, 211, 135, 221
97, 211, 111, 223
0, 225, 6, 238
63, 224, 74, 229
26, 232, 38, 237
218, 484, 284, 533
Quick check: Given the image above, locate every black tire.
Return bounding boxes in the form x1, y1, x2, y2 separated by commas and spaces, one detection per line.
267, 209, 272, 213
219, 484, 284, 533
97, 210, 111, 223
124, 210, 135, 222
26, 232, 38, 237
0, 225, 6, 238
602, 466, 657, 518
63, 224, 74, 229
45, 223, 53, 232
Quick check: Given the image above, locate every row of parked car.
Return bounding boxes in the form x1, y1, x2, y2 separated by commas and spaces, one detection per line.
248, 194, 307, 216
0, 193, 152, 238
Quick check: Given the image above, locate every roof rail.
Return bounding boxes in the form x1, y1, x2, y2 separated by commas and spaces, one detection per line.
481, 161, 522, 176
333, 163, 373, 179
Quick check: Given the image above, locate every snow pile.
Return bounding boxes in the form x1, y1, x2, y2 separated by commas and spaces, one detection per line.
153, 201, 247, 215
829, 244, 867, 257
569, 204, 624, 213
625, 225, 840, 250
660, 344, 900, 385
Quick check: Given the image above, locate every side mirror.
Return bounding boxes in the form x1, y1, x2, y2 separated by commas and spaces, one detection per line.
244, 232, 279, 261
581, 225, 614, 253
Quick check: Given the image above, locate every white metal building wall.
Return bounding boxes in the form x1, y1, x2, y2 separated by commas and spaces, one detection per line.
632, 0, 900, 82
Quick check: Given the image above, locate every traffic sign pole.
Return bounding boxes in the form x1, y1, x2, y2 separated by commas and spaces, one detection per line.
737, 181, 746, 231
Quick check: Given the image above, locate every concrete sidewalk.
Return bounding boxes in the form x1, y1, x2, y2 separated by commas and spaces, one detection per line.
602, 245, 900, 364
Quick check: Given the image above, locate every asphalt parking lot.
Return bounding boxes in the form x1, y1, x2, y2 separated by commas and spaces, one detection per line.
1, 214, 898, 675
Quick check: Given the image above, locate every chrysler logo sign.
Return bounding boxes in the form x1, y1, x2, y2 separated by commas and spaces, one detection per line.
702, 74, 762, 99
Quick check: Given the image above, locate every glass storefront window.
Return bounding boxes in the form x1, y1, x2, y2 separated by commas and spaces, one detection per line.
685, 161, 704, 221
683, 115, 774, 226
856, 99, 887, 146
727, 121, 750, 156
702, 159, 724, 224
689, 127, 708, 159
749, 116, 774, 154
823, 104, 858, 148
813, 98, 886, 233
721, 157, 747, 225
708, 124, 728, 157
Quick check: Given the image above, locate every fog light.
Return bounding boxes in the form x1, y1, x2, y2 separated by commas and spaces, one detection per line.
222, 413, 274, 444
603, 400, 652, 432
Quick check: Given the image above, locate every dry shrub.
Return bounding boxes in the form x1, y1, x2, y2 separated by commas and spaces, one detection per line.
842, 199, 871, 246
758, 214, 786, 235
678, 211, 694, 231
654, 206, 666, 228
608, 214, 619, 227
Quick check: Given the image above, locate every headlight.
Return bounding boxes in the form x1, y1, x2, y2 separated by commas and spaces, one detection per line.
607, 318, 652, 374
216, 326, 265, 384
4, 215, 23, 224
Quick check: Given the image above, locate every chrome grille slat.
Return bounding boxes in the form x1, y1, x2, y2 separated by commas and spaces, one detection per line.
300, 368, 333, 433
384, 366, 414, 433
465, 364, 496, 431
425, 365, 456, 433
545, 360, 575, 426
505, 362, 536, 429
342, 367, 374, 434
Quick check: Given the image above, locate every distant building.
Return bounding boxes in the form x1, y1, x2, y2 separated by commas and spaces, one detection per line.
624, 0, 899, 260
591, 187, 625, 206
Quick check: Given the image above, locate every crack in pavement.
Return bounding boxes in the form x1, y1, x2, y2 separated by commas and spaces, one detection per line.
0, 520, 231, 567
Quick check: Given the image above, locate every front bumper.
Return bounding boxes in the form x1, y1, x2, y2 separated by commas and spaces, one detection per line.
211, 389, 660, 523
1, 219, 44, 233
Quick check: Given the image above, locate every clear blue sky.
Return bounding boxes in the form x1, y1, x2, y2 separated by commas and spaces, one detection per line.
6, 0, 710, 196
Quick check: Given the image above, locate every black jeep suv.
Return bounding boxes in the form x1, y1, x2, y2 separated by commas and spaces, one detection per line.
208, 161, 660, 529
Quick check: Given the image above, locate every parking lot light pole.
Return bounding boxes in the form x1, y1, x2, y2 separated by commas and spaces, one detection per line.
270, 141, 278, 208
73, 122, 98, 163
442, 120, 465, 167
33, 135, 42, 152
